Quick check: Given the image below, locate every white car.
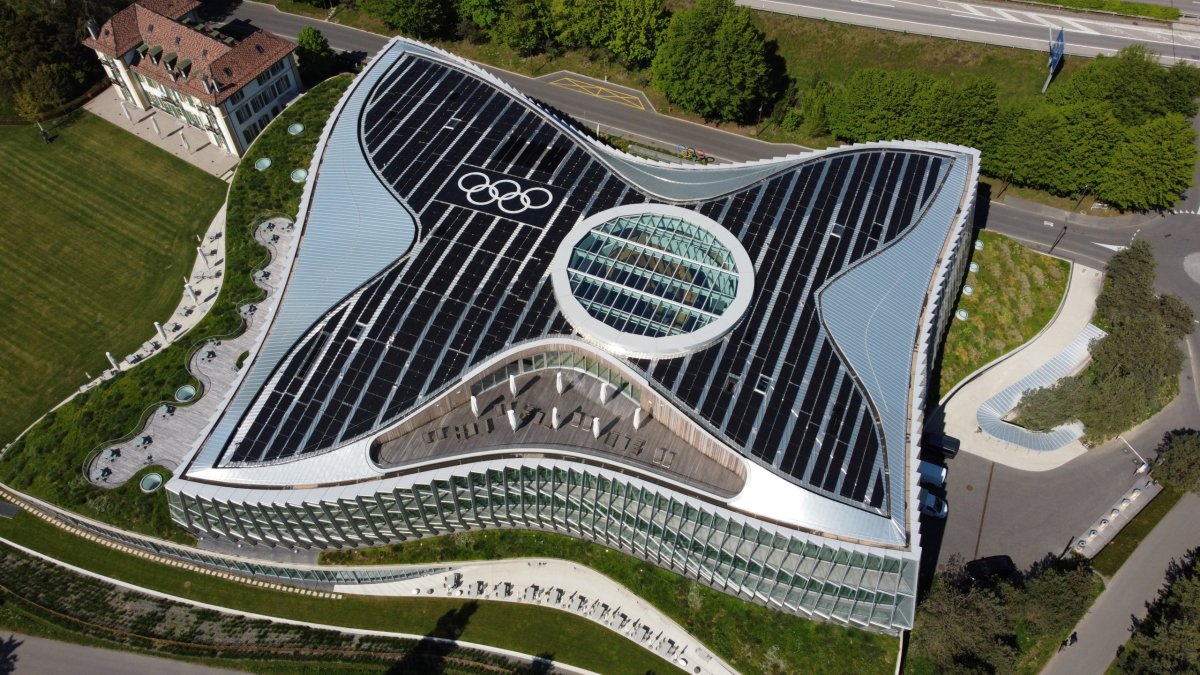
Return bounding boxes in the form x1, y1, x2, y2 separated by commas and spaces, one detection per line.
918, 488, 948, 519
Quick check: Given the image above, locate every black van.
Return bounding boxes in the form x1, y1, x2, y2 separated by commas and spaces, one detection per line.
923, 432, 960, 458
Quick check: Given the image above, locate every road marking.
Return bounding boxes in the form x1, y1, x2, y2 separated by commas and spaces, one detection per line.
1094, 242, 1127, 253
548, 77, 646, 111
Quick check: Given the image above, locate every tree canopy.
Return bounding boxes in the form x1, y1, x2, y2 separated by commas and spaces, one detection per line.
1017, 242, 1193, 441
911, 557, 1097, 673
1117, 548, 1200, 674
295, 26, 338, 87
1156, 432, 1200, 493
0, 0, 128, 115
652, 0, 773, 123
358, 0, 457, 38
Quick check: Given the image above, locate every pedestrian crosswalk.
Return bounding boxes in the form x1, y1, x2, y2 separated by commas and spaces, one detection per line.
1171, 209, 1198, 215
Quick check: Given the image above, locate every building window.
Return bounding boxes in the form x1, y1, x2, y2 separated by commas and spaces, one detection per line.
255, 69, 271, 87
227, 89, 245, 105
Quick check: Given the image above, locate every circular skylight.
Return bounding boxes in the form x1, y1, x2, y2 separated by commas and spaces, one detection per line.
551, 204, 753, 359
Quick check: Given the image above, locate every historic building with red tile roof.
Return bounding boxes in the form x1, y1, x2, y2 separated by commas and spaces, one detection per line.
84, 0, 300, 156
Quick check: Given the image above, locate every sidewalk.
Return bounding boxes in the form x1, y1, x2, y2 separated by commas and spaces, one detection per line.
336, 557, 738, 675
84, 86, 238, 179
1041, 492, 1200, 675
937, 263, 1104, 471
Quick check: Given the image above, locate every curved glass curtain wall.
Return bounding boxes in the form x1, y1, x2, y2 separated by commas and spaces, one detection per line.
170, 464, 918, 631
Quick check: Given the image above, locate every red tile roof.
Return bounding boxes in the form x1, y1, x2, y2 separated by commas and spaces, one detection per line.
83, 0, 295, 107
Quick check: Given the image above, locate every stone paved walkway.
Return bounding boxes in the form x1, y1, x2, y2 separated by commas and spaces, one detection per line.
336, 557, 739, 675
84, 86, 239, 179
89, 218, 299, 487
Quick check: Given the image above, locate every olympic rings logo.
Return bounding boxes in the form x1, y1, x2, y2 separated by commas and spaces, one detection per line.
457, 171, 554, 214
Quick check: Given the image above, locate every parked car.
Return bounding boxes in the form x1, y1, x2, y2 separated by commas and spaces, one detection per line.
917, 460, 947, 488
918, 488, 948, 518
965, 555, 1017, 581
924, 432, 960, 458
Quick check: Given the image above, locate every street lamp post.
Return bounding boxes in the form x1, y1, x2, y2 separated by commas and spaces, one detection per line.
1117, 434, 1151, 474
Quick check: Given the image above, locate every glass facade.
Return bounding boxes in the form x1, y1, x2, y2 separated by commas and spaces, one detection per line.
169, 462, 918, 631
567, 214, 741, 338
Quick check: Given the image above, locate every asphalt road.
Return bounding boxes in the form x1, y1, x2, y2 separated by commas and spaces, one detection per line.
229, 0, 1200, 577
743, 0, 1200, 64
0, 632, 242, 674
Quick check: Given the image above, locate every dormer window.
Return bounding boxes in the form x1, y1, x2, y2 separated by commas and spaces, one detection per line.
147, 23, 154, 33
174, 36, 181, 46
223, 67, 232, 77
255, 44, 265, 55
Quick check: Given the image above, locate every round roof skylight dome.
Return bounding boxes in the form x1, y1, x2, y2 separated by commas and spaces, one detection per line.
551, 203, 754, 359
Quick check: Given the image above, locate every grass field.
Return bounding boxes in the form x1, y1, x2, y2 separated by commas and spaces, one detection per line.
0, 508, 676, 675
1091, 484, 1184, 578
937, 231, 1071, 399
0, 77, 352, 541
0, 114, 226, 448
321, 530, 898, 675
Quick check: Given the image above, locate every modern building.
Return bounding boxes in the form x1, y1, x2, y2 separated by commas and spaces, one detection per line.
167, 38, 979, 633
83, 0, 300, 156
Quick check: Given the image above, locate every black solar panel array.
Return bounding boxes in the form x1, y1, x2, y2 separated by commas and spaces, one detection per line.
224, 53, 951, 514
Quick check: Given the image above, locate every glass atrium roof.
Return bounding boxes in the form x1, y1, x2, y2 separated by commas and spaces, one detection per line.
566, 213, 741, 338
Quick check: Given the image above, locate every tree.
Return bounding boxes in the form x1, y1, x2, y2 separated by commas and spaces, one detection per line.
1096, 113, 1196, 212
359, 0, 456, 38
605, 0, 667, 69
1156, 432, 1200, 492
13, 63, 70, 122
1118, 550, 1200, 674
1096, 239, 1157, 328
1052, 45, 1172, 127
912, 577, 1018, 672
651, 0, 772, 123
459, 0, 505, 32
493, 0, 553, 55
827, 69, 928, 142
1158, 294, 1196, 339
295, 26, 337, 87
551, 0, 611, 50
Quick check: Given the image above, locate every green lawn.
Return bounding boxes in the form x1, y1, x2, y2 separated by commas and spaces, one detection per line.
937, 231, 1070, 399
0, 77, 353, 541
1018, 0, 1178, 20
0, 508, 675, 675
321, 530, 898, 675
0, 113, 227, 447
1091, 484, 1184, 578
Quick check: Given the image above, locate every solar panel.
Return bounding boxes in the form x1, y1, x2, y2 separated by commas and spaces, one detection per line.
218, 53, 956, 515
